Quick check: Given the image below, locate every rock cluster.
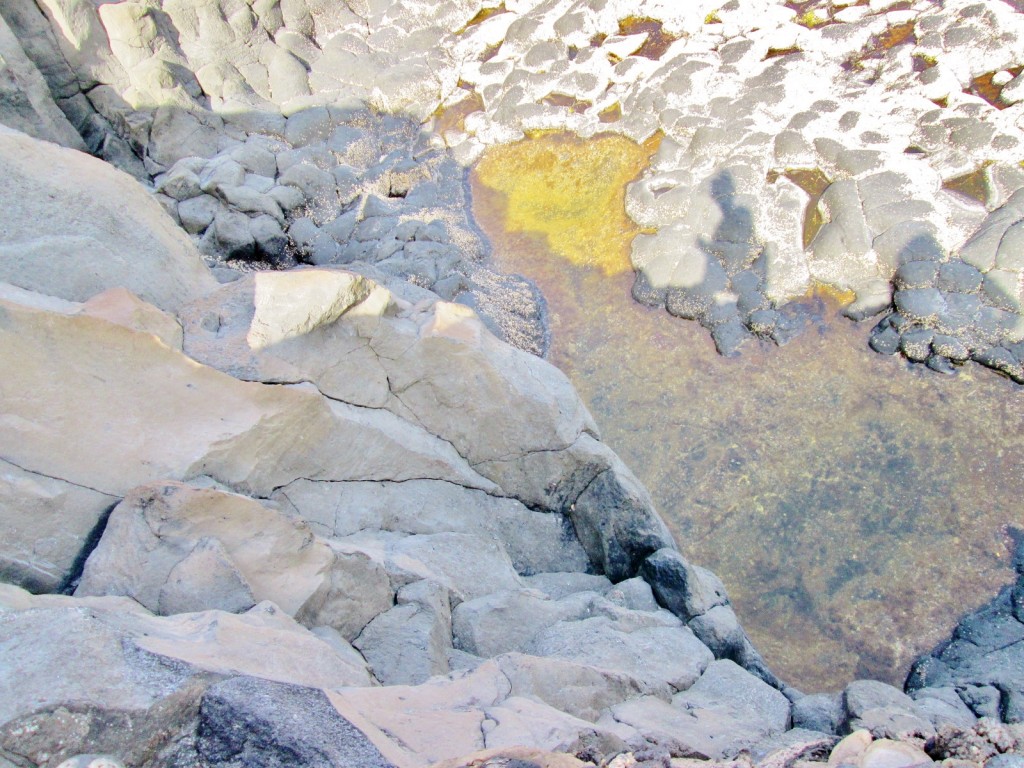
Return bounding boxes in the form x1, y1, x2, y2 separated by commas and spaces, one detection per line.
1, 0, 1023, 766
2, 0, 1023, 374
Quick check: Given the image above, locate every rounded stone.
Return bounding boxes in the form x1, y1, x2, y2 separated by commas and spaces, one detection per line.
937, 261, 984, 294
894, 289, 946, 322
900, 328, 935, 362
895, 261, 939, 290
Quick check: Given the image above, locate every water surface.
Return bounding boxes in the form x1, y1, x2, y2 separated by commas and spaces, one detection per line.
471, 133, 1024, 693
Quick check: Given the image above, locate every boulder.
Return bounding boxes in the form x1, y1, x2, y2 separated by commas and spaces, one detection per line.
194, 676, 394, 768
0, 456, 117, 594
610, 659, 791, 759
0, 290, 494, 501
75, 482, 333, 617
0, 128, 217, 311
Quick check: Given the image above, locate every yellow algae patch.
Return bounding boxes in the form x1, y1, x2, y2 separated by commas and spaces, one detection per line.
472, 132, 658, 276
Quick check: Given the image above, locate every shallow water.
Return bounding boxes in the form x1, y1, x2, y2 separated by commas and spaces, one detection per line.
471, 134, 1024, 693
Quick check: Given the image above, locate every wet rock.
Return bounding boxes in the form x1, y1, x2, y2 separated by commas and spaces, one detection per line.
899, 328, 935, 362
894, 289, 946, 322
565, 457, 675, 583
937, 262, 984, 294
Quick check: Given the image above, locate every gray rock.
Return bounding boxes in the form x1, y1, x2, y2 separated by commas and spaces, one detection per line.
199, 158, 247, 196
894, 288, 946, 322
452, 589, 595, 658
982, 269, 1022, 312
0, 129, 218, 312
900, 328, 935, 362
207, 209, 256, 260
937, 261, 984, 294
0, 456, 118, 594
987, 756, 1024, 768
873, 221, 946, 268
522, 572, 612, 600
157, 165, 203, 201
895, 261, 939, 290
909, 686, 977, 728
250, 215, 288, 262
354, 580, 452, 686
526, 614, 713, 693
842, 680, 934, 739
157, 537, 256, 616
792, 693, 843, 734
178, 195, 222, 235
196, 676, 395, 767
605, 577, 660, 613
284, 107, 334, 148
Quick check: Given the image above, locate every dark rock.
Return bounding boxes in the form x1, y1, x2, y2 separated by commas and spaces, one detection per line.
196, 676, 394, 768
927, 355, 956, 374
895, 260, 940, 290
869, 323, 901, 355
899, 328, 934, 362
569, 463, 676, 583
710, 317, 753, 357
641, 548, 728, 622
931, 334, 970, 362
894, 288, 946, 321
937, 261, 984, 293
792, 693, 843, 734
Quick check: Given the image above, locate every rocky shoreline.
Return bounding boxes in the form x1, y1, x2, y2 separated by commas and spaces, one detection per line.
0, 0, 1022, 766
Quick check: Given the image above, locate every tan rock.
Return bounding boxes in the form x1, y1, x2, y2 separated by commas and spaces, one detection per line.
859, 739, 933, 768
829, 730, 874, 766
327, 660, 512, 768
0, 293, 495, 499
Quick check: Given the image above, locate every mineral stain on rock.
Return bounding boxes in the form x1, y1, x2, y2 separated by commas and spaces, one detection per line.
473, 132, 658, 276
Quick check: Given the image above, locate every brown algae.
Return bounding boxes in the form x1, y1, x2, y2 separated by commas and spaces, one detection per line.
473, 132, 659, 276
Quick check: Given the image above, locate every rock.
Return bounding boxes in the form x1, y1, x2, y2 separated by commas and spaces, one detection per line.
271, 479, 590, 577
54, 756, 125, 768
1, 290, 492, 503
610, 659, 790, 759
570, 458, 677, 582
0, 15, 86, 149
195, 676, 395, 768
642, 548, 730, 621
0, 595, 372, 750
70, 481, 332, 621
354, 579, 453, 686
452, 588, 595, 659
0, 456, 117, 594
841, 680, 933, 739
326, 660, 510, 766
206, 208, 256, 260
828, 729, 874, 767
859, 738, 933, 768
178, 194, 221, 234
793, 693, 844, 734
157, 537, 257, 615
525, 614, 714, 693
0, 129, 217, 311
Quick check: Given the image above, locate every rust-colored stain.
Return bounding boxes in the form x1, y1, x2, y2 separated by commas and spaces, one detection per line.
942, 164, 993, 206
598, 102, 623, 123
457, 3, 506, 34
772, 167, 831, 248
541, 93, 593, 114
967, 67, 1023, 109
764, 46, 803, 60
617, 16, 678, 60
